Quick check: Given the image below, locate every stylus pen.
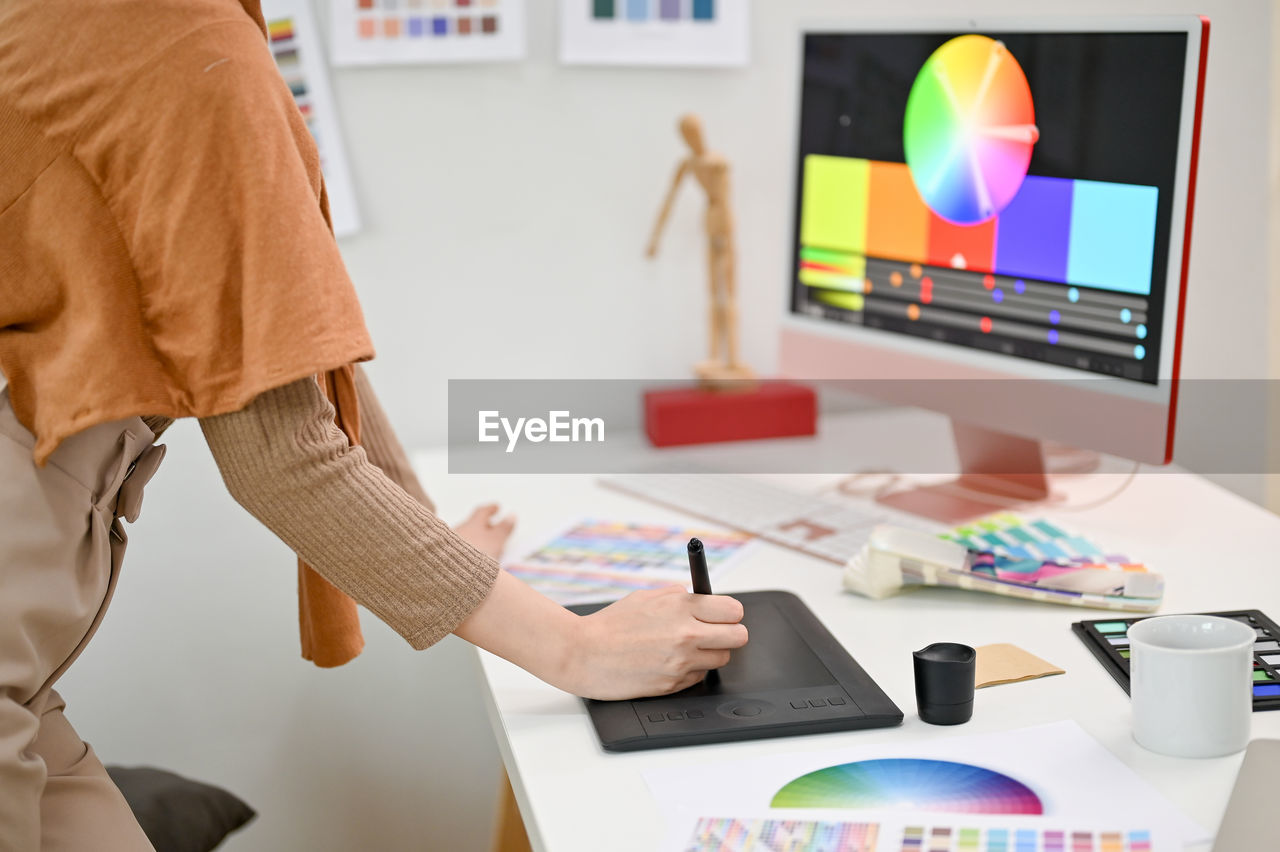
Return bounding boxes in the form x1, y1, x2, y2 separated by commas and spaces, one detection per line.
687, 537, 721, 680
687, 538, 713, 595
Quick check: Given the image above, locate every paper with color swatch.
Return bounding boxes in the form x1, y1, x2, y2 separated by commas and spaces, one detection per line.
644, 722, 1205, 851
674, 813, 1160, 852
503, 519, 751, 605
559, 0, 749, 67
330, 0, 527, 66
263, 0, 362, 237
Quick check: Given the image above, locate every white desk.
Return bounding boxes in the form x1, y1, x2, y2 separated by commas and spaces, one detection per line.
415, 409, 1280, 851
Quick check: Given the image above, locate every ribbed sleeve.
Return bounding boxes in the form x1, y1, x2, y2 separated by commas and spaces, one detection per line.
352, 366, 435, 514
198, 378, 498, 650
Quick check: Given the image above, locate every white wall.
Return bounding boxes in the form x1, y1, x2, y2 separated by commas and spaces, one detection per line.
60, 2, 1275, 850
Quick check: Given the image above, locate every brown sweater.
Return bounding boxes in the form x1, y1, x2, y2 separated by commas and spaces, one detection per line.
195, 373, 499, 650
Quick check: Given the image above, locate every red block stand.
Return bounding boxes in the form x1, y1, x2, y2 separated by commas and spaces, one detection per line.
643, 382, 817, 447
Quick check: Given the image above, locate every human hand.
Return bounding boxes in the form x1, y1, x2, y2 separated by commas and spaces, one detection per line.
454, 504, 516, 560
562, 585, 748, 701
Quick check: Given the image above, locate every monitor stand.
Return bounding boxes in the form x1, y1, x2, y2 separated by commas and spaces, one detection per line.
876, 421, 1052, 524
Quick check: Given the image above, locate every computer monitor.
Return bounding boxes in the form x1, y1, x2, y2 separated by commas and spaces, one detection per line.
779, 16, 1208, 521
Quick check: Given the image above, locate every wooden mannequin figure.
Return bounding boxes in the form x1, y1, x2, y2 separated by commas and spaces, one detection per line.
646, 114, 756, 387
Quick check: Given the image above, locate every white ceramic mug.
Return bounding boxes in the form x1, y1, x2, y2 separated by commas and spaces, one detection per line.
1129, 614, 1254, 758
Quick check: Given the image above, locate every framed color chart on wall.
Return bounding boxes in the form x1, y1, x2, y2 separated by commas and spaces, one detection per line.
330, 0, 527, 65
262, 0, 362, 237
559, 0, 749, 66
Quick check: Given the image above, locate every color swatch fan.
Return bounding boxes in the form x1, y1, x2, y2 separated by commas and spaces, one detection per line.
904, 35, 1039, 225
771, 759, 1043, 815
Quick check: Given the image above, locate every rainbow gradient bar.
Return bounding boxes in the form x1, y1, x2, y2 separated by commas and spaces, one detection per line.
800, 155, 1158, 296
686, 818, 877, 852
902, 827, 1155, 852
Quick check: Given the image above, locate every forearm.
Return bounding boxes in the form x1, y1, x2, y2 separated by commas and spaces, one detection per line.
454, 570, 581, 688
199, 377, 498, 649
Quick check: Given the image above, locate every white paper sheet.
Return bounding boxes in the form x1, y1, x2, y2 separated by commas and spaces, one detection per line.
559, 0, 749, 67
330, 0, 527, 66
262, 0, 362, 238
644, 722, 1207, 851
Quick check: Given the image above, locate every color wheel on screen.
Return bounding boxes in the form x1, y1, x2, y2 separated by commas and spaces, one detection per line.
770, 759, 1043, 815
904, 34, 1039, 225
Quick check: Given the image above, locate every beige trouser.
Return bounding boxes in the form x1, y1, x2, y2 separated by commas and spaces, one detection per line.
0, 389, 164, 852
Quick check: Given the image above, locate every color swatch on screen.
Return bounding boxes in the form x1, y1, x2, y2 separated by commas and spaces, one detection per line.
904, 35, 1039, 226
771, 759, 1043, 814
686, 818, 877, 852
901, 826, 1153, 852
800, 155, 1158, 296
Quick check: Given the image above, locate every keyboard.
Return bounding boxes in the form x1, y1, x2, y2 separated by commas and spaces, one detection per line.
601, 473, 934, 566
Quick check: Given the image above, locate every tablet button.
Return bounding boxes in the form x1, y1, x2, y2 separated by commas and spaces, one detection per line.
686, 709, 704, 720
666, 711, 684, 721
791, 700, 808, 710
717, 699, 772, 720
647, 712, 664, 723
828, 696, 846, 706
809, 698, 827, 708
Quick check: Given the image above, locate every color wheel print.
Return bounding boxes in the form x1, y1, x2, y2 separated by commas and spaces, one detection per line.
770, 759, 1044, 814
904, 35, 1039, 225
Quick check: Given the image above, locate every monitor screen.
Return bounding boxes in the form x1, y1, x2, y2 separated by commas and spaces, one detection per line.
790, 31, 1189, 385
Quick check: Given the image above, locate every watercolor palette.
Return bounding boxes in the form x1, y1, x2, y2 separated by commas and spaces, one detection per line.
1072, 609, 1280, 710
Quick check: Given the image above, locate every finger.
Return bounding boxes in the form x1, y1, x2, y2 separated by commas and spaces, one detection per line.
472, 504, 500, 523
688, 648, 732, 670
691, 593, 745, 624
494, 515, 516, 536
694, 622, 749, 650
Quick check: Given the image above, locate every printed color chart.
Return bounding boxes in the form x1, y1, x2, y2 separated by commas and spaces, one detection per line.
263, 0, 361, 237
504, 520, 750, 604
772, 760, 1043, 815
330, 0, 526, 65
560, 0, 748, 66
685, 818, 877, 852
591, 0, 716, 21
901, 826, 1153, 852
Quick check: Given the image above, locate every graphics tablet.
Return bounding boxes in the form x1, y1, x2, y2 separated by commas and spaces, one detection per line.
567, 590, 902, 752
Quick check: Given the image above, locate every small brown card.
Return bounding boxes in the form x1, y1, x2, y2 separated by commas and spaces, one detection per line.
976, 643, 1065, 688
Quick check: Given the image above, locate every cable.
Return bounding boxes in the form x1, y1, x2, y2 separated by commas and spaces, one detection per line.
829, 460, 1142, 513
1048, 461, 1141, 511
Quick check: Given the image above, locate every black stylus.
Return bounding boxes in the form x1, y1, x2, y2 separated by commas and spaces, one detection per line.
687, 537, 712, 595
687, 537, 720, 680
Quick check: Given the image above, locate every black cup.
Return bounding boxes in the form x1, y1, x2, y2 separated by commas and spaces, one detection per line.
913, 642, 976, 725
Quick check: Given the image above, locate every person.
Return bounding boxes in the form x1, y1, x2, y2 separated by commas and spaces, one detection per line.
0, 1, 748, 849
